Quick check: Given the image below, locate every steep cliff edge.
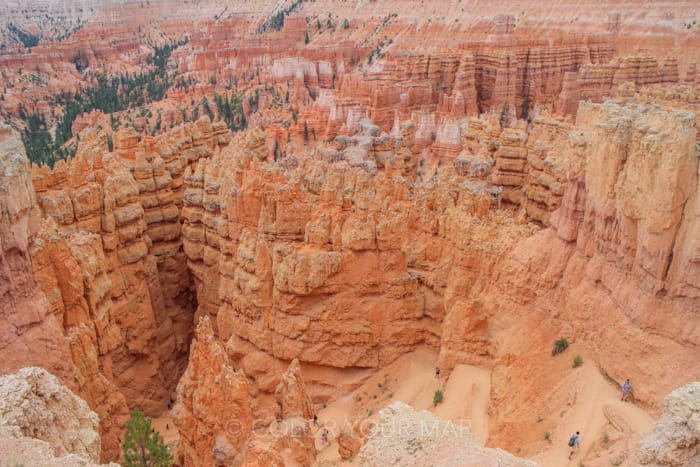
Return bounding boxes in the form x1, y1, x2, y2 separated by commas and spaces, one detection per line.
0, 124, 75, 385
26, 121, 230, 458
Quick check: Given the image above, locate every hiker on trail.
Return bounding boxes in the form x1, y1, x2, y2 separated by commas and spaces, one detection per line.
568, 431, 581, 460
313, 414, 319, 427
321, 428, 329, 446
435, 367, 440, 378
621, 379, 632, 401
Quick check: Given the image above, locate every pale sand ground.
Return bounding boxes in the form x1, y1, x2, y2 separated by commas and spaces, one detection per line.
150, 347, 653, 467
530, 357, 654, 467
314, 348, 653, 467
314, 347, 491, 466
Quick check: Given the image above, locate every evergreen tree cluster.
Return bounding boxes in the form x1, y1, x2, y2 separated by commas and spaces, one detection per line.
213, 92, 247, 131
7, 23, 39, 48
257, 0, 302, 33
19, 38, 188, 167
19, 111, 59, 167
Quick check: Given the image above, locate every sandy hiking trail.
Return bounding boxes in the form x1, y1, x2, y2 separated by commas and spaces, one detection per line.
313, 348, 653, 466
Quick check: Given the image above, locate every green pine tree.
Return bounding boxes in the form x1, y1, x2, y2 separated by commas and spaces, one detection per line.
202, 96, 213, 119
122, 409, 173, 467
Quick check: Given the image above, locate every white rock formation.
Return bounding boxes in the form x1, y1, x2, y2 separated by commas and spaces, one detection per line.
0, 367, 102, 462
357, 401, 539, 466
637, 382, 700, 466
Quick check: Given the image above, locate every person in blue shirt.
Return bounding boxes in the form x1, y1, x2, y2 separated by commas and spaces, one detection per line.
621, 379, 632, 401
568, 431, 581, 460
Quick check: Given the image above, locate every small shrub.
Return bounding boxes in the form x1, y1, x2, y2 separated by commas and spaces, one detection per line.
552, 337, 569, 356
603, 431, 610, 447
573, 354, 583, 368
433, 389, 443, 407
388, 392, 393, 399
544, 431, 551, 443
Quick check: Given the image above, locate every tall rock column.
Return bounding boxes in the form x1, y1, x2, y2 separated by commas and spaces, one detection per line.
173, 316, 252, 466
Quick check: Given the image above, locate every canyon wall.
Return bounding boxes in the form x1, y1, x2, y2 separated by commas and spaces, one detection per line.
27, 121, 234, 457
0, 118, 227, 460
4, 97, 699, 463
173, 101, 699, 462
0, 123, 75, 392
483, 101, 700, 453
178, 120, 536, 422
3, 90, 699, 466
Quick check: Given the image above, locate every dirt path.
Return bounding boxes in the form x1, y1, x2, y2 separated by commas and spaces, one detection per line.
152, 411, 179, 452
314, 348, 493, 466
530, 359, 653, 467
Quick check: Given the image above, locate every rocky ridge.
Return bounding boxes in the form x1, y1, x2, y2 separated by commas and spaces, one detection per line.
0, 366, 117, 467
0, 123, 76, 394
637, 382, 700, 466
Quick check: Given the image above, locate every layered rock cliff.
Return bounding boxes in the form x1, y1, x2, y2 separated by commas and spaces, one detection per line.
0, 123, 75, 392
25, 121, 233, 458
485, 101, 700, 455
3, 89, 699, 466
